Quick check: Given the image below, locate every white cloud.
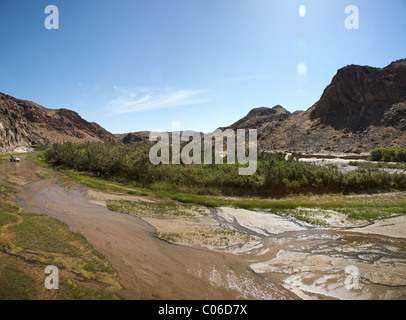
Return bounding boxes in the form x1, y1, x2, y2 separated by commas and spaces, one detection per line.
105, 86, 210, 114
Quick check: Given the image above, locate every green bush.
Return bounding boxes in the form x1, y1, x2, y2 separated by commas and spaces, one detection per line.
369, 147, 406, 162
44, 142, 406, 197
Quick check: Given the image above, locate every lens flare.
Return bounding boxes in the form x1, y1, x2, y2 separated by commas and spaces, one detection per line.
299, 5, 306, 18
297, 62, 307, 76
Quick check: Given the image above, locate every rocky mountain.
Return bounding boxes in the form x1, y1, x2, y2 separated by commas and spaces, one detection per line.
224, 58, 406, 155
4, 58, 405, 156
0, 92, 117, 153
230, 105, 291, 129
309, 59, 406, 131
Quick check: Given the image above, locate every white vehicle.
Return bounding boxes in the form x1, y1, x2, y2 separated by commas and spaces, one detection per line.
9, 156, 21, 162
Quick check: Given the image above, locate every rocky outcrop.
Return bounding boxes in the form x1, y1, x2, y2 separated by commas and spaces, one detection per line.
309, 59, 406, 132
230, 105, 291, 129
0, 92, 117, 153
120, 131, 151, 144
382, 102, 406, 131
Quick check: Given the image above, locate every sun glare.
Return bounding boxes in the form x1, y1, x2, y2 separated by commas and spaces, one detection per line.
299, 4, 306, 18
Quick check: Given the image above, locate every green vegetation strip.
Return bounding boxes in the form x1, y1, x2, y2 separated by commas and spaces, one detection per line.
28, 148, 406, 222
349, 161, 406, 170
368, 147, 406, 162
0, 185, 121, 300
106, 200, 206, 219
42, 142, 406, 197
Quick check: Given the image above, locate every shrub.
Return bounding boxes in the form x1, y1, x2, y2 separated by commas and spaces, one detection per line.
369, 147, 406, 162
44, 142, 406, 197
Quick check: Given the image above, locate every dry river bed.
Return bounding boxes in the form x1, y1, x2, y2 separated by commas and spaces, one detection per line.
299, 157, 406, 174
1, 156, 406, 300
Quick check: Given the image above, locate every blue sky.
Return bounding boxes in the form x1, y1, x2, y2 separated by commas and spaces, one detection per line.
0, 0, 405, 133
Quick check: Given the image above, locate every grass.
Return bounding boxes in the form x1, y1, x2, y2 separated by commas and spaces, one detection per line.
173, 191, 406, 220
11, 213, 89, 256
106, 199, 257, 246
36, 171, 55, 180
0, 212, 18, 227
0, 265, 37, 300
25, 150, 52, 168
158, 232, 181, 243
277, 208, 331, 227
106, 200, 207, 219
57, 177, 67, 184
0, 184, 121, 300
27, 152, 406, 223
349, 161, 406, 170
0, 152, 34, 159
61, 169, 148, 195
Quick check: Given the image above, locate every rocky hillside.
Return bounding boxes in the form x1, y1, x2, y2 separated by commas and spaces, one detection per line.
117, 130, 204, 145
115, 131, 151, 144
230, 105, 291, 129
0, 92, 117, 153
225, 58, 406, 155
309, 59, 406, 131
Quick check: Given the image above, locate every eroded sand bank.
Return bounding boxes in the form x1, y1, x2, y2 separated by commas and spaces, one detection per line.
213, 207, 406, 300
346, 215, 406, 239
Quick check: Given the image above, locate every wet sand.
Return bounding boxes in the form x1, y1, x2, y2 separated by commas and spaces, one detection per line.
214, 207, 406, 300
1, 156, 405, 300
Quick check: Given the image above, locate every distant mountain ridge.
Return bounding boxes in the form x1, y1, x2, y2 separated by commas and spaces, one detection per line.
0, 92, 117, 153
2, 58, 406, 155
229, 105, 291, 129
115, 130, 204, 145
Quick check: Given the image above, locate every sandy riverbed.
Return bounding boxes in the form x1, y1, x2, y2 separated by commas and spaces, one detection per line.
299, 157, 406, 174
0, 157, 294, 300
1, 155, 406, 300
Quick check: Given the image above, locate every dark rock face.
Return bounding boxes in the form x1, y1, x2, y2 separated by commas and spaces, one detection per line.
121, 131, 151, 144
309, 59, 406, 132
0, 92, 117, 153
382, 102, 406, 131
